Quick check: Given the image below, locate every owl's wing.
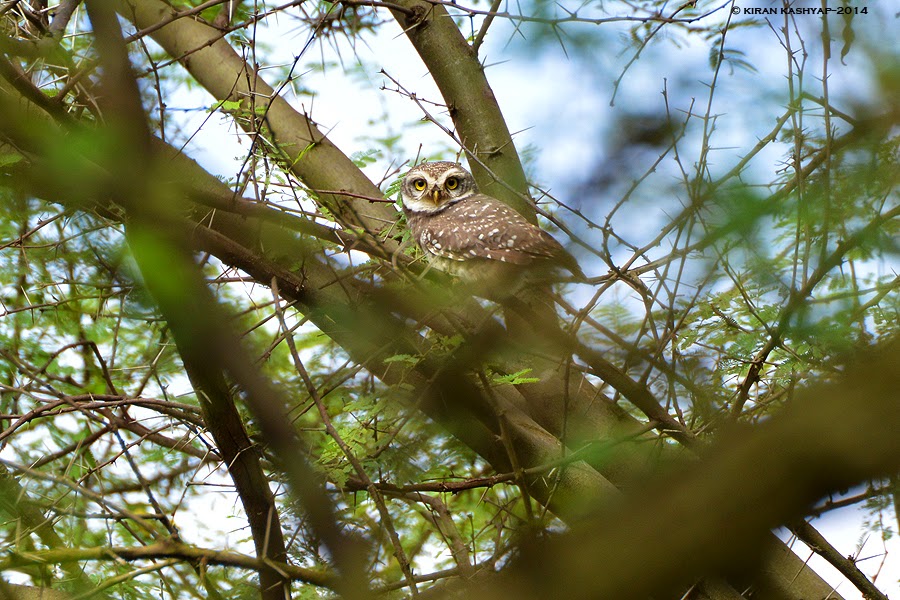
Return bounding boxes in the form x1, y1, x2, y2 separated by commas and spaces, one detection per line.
419, 195, 570, 266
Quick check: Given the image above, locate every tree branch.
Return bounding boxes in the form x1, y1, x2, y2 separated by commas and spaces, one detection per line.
0, 542, 337, 588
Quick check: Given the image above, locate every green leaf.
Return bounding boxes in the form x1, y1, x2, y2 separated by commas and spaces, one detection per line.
351, 149, 380, 167
0, 153, 23, 168
492, 368, 541, 386
212, 99, 243, 113
383, 353, 419, 365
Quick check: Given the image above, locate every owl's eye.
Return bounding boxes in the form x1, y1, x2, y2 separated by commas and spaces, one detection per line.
445, 177, 459, 190
413, 178, 427, 191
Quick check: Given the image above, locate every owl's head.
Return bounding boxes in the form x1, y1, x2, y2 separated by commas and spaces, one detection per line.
400, 162, 477, 214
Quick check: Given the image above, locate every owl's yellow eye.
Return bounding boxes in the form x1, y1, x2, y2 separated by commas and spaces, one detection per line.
445, 177, 459, 190
413, 178, 427, 191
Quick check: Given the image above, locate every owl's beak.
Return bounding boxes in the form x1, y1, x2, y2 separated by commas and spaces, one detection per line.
430, 189, 441, 204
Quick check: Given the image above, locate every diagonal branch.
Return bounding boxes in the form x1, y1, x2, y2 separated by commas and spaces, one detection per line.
117, 0, 397, 239
467, 338, 900, 600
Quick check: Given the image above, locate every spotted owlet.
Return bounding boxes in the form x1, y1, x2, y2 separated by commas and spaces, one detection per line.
400, 161, 584, 289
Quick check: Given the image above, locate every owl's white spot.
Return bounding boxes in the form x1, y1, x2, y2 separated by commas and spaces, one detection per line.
490, 228, 499, 235
469, 250, 478, 256
478, 233, 485, 240
506, 240, 515, 247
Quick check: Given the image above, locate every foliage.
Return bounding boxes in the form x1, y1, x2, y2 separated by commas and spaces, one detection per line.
0, 0, 897, 599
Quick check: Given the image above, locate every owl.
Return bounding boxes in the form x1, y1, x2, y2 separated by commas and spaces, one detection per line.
400, 161, 584, 289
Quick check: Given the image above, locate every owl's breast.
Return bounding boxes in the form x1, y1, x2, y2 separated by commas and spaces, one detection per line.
404, 196, 581, 285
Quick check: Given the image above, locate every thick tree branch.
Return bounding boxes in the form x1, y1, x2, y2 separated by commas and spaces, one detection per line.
117, 0, 397, 240
465, 338, 900, 600
84, 4, 295, 598
387, 0, 533, 218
